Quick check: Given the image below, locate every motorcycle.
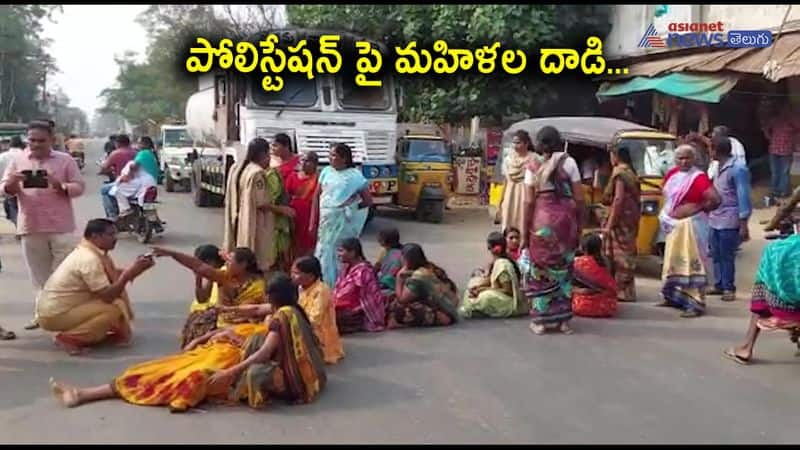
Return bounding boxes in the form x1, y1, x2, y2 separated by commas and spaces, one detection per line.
114, 186, 165, 244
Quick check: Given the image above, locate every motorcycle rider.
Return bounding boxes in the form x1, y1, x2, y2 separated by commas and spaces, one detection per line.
111, 160, 156, 219
99, 135, 137, 220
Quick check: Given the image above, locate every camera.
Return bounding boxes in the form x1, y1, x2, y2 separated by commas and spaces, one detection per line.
22, 170, 49, 189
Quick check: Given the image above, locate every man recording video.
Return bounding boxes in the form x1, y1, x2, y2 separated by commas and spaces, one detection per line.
0, 120, 85, 330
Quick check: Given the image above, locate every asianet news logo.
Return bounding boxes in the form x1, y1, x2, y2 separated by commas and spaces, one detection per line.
638, 22, 772, 49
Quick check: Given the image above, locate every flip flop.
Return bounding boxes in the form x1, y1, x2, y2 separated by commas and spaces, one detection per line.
723, 347, 751, 365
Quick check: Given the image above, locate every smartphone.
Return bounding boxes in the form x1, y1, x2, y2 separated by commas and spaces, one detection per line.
142, 251, 155, 258
22, 169, 49, 189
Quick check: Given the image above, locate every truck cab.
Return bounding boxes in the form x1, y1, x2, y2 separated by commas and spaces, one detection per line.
158, 124, 194, 192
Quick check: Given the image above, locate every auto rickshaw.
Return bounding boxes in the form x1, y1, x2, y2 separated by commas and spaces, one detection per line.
393, 132, 453, 223
495, 116, 677, 257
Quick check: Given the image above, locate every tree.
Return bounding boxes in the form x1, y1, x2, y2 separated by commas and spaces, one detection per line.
100, 5, 284, 129
0, 5, 61, 122
287, 5, 612, 123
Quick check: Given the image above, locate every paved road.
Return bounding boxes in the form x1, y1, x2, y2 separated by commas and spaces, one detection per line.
1, 141, 799, 444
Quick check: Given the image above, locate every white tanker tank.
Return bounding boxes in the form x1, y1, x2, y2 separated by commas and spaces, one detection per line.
185, 88, 218, 147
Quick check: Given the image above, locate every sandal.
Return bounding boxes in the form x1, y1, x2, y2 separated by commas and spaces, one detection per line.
529, 323, 546, 335
559, 322, 574, 335
0, 327, 15, 340
722, 347, 751, 365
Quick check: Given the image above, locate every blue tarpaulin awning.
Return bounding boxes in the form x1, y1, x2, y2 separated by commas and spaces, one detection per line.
596, 72, 740, 104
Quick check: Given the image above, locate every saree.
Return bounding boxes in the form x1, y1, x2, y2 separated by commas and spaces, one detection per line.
180, 275, 267, 348
524, 153, 579, 326
285, 170, 320, 257
113, 323, 266, 412
299, 280, 344, 365
334, 261, 386, 333
314, 166, 370, 286
602, 165, 640, 302
229, 306, 327, 408
266, 168, 293, 272
659, 168, 711, 314
387, 265, 459, 327
460, 258, 526, 319
749, 235, 800, 330
499, 151, 535, 233
376, 248, 403, 294
572, 255, 618, 318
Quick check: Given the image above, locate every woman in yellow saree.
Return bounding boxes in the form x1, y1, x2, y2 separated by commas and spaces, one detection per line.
151, 246, 267, 348
49, 274, 327, 412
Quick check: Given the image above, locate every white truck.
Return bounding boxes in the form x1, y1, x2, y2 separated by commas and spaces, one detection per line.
187, 28, 400, 210
158, 124, 197, 192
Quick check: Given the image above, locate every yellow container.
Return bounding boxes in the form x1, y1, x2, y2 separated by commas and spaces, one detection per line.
489, 183, 504, 207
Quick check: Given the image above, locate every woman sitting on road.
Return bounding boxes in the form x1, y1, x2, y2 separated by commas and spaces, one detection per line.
333, 238, 386, 334
49, 274, 326, 412
292, 256, 344, 365
387, 243, 459, 328
460, 231, 526, 319
374, 227, 404, 297
152, 246, 267, 347
180, 245, 226, 348
572, 233, 618, 318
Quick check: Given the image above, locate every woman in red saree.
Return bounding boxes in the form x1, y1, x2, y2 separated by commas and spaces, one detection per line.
572, 233, 618, 318
285, 151, 320, 257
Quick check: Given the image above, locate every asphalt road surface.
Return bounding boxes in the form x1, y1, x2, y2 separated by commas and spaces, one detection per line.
1, 141, 799, 444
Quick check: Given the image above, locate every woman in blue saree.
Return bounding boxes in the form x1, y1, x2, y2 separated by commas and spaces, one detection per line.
313, 143, 374, 287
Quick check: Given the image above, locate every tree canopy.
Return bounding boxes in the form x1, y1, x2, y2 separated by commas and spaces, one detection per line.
287, 5, 612, 123
0, 5, 61, 123
99, 5, 283, 132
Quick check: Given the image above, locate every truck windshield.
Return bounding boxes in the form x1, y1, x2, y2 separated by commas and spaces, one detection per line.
617, 138, 676, 177
163, 129, 192, 147
336, 65, 391, 110
251, 73, 318, 108
407, 139, 449, 162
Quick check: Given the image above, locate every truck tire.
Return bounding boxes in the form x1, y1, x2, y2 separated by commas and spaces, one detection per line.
165, 175, 175, 193
417, 199, 445, 223
192, 172, 212, 207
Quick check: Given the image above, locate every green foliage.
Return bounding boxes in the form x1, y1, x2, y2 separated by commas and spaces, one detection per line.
0, 5, 61, 122
287, 5, 612, 123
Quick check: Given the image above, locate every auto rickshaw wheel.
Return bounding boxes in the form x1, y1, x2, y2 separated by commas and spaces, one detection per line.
417, 199, 445, 223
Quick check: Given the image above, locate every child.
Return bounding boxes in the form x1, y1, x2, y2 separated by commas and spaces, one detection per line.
180, 245, 226, 348
375, 227, 403, 295
572, 233, 618, 318
504, 227, 522, 260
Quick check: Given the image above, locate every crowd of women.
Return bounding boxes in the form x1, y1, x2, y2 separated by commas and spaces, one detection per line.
46, 124, 800, 412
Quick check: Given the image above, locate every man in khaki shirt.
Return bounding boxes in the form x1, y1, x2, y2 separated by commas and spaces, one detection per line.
37, 218, 154, 355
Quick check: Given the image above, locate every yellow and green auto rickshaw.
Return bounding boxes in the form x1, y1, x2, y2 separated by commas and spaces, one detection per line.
393, 132, 454, 223
492, 116, 676, 257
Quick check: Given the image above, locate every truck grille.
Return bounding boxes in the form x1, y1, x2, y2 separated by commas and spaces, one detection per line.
365, 131, 394, 163
296, 130, 366, 164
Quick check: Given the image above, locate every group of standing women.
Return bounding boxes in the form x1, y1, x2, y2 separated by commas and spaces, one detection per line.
222, 134, 374, 290
495, 125, 645, 334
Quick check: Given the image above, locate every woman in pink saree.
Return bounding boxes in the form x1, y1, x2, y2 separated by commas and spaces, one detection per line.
522, 126, 584, 335
658, 144, 720, 318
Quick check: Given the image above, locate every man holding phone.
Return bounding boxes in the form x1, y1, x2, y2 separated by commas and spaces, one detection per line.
0, 120, 85, 330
